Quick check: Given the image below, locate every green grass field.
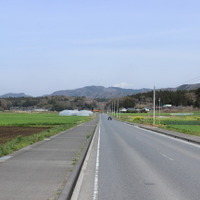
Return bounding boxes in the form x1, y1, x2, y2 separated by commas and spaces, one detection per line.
0, 112, 93, 156
0, 112, 89, 126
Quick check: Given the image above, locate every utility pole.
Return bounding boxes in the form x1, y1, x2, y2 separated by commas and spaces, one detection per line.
113, 100, 116, 116
153, 86, 156, 125
158, 98, 161, 124
112, 101, 114, 115
116, 98, 119, 118
117, 98, 120, 118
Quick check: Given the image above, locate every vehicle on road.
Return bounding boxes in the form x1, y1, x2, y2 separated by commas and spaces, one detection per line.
107, 116, 112, 120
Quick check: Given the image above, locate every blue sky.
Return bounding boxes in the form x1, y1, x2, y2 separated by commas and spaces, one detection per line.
0, 0, 200, 96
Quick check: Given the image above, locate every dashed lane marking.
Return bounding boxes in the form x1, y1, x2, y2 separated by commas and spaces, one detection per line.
160, 153, 174, 161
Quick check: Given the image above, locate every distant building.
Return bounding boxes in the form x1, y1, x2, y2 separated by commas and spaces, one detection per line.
120, 108, 127, 113
34, 108, 49, 112
92, 108, 100, 112
163, 104, 172, 108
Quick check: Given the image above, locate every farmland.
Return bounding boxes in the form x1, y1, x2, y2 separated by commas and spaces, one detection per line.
0, 112, 93, 156
118, 111, 200, 136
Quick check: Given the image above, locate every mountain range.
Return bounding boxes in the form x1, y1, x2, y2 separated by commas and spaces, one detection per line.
1, 83, 200, 99
0, 93, 31, 98
162, 83, 200, 91
51, 86, 151, 99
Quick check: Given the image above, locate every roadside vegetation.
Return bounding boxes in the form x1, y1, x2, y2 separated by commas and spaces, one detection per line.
106, 88, 200, 137
118, 111, 200, 136
0, 112, 93, 157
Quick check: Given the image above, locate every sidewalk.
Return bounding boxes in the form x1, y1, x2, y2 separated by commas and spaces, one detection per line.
0, 117, 98, 200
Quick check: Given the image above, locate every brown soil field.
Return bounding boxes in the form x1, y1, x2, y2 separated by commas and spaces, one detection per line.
0, 126, 49, 145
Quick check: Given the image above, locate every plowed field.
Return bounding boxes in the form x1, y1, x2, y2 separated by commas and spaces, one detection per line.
0, 126, 49, 144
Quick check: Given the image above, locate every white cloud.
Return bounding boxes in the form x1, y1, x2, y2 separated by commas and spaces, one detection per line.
113, 82, 131, 88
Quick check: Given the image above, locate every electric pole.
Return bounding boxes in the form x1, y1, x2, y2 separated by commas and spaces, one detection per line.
153, 86, 156, 125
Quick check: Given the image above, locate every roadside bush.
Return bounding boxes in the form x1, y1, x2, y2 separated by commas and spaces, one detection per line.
132, 116, 145, 123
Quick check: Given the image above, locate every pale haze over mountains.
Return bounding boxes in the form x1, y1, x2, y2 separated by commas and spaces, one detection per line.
1, 83, 200, 99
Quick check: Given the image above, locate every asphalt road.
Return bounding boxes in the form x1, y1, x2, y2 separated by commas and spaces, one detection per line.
73, 114, 200, 200
0, 118, 97, 200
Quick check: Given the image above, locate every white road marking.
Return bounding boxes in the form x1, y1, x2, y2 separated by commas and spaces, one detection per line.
0, 156, 13, 162
133, 125, 200, 149
160, 153, 174, 161
93, 120, 101, 200
71, 121, 100, 200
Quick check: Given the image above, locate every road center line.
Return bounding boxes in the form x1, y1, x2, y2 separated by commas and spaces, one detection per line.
160, 153, 174, 161
93, 121, 101, 200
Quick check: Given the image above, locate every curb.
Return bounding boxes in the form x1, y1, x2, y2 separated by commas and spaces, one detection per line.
58, 119, 98, 200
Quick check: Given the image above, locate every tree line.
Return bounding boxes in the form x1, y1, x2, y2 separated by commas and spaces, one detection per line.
0, 96, 98, 111
106, 88, 200, 110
